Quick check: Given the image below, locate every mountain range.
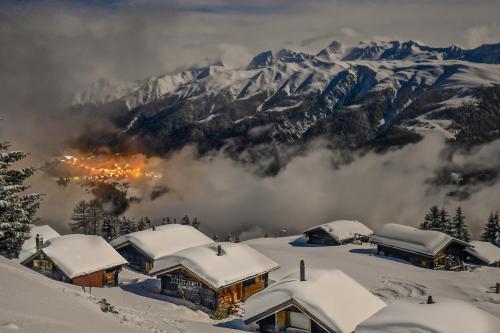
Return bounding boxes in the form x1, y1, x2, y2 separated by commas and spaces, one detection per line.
71, 40, 500, 170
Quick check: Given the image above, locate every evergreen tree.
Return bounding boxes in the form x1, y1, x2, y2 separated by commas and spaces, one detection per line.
143, 216, 152, 229
0, 141, 42, 259
439, 209, 453, 235
70, 200, 91, 234
87, 200, 103, 235
481, 212, 500, 244
191, 218, 200, 229
137, 218, 146, 231
119, 217, 133, 235
235, 235, 240, 243
101, 216, 119, 242
181, 215, 191, 225
421, 206, 440, 230
225, 233, 233, 243
452, 206, 470, 242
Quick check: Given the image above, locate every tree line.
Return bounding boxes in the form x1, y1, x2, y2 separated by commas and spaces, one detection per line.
69, 199, 202, 242
421, 206, 500, 245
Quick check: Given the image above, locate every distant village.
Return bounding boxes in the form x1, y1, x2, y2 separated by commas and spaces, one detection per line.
11, 209, 500, 333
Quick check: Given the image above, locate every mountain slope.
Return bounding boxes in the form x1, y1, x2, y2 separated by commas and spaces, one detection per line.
70, 41, 500, 164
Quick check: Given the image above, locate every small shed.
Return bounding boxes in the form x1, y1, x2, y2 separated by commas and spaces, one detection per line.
465, 241, 500, 267
355, 298, 500, 333
304, 220, 373, 245
371, 224, 468, 270
21, 234, 127, 287
18, 225, 61, 262
243, 265, 386, 333
150, 242, 280, 317
111, 224, 214, 273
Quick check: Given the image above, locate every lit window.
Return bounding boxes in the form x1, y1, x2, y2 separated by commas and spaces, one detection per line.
33, 260, 40, 268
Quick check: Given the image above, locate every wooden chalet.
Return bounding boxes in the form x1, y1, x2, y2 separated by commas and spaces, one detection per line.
371, 224, 468, 271
21, 234, 127, 287
243, 262, 386, 333
110, 224, 214, 274
149, 242, 280, 317
304, 220, 373, 246
17, 225, 61, 262
465, 241, 500, 267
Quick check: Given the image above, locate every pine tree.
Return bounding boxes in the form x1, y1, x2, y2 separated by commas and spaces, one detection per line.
88, 200, 103, 235
181, 215, 191, 225
191, 218, 200, 229
440, 209, 453, 235
225, 233, 233, 242
143, 216, 152, 229
137, 218, 146, 231
452, 206, 470, 242
101, 216, 119, 242
481, 212, 500, 244
421, 206, 440, 230
70, 200, 91, 234
0, 140, 42, 259
119, 217, 133, 235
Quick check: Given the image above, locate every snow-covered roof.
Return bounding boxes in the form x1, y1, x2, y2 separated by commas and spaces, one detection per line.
39, 234, 127, 278
356, 298, 500, 333
18, 225, 61, 262
110, 224, 214, 260
150, 242, 280, 289
304, 220, 373, 243
371, 224, 466, 256
465, 241, 500, 265
243, 269, 386, 333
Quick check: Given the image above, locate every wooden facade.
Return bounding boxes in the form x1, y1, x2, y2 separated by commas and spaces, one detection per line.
22, 252, 122, 287
305, 229, 369, 246
305, 229, 342, 246
250, 301, 331, 333
158, 265, 269, 317
376, 242, 466, 271
114, 242, 153, 273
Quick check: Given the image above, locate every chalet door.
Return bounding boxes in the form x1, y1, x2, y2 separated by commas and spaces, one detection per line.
289, 311, 310, 331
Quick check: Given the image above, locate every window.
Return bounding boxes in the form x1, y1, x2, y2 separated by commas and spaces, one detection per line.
289, 311, 310, 330
41, 260, 53, 271
105, 273, 115, 285
33, 260, 40, 269
145, 262, 153, 271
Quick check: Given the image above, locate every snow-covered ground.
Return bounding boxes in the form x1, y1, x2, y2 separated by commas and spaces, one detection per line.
2, 235, 499, 332
244, 236, 500, 318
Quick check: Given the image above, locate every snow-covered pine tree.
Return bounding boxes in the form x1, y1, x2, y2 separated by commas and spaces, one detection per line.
137, 218, 146, 231
421, 206, 440, 230
119, 216, 132, 235
143, 216, 152, 229
452, 206, 470, 242
437, 208, 452, 235
0, 140, 41, 259
101, 216, 118, 242
481, 212, 500, 244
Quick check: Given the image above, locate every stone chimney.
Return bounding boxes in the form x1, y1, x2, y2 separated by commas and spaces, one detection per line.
152, 226, 156, 231
35, 234, 43, 252
426, 295, 434, 304
300, 260, 306, 281
217, 244, 222, 256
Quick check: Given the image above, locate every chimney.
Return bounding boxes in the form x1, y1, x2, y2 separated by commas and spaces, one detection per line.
300, 260, 306, 281
217, 244, 222, 256
426, 295, 434, 304
152, 226, 156, 231
35, 234, 43, 251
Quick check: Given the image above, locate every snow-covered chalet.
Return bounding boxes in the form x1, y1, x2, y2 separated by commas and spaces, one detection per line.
20, 234, 127, 287
150, 242, 280, 318
110, 224, 214, 273
304, 220, 373, 246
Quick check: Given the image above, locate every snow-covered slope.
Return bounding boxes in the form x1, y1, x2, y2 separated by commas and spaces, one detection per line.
356, 298, 500, 333
243, 236, 500, 318
70, 41, 500, 159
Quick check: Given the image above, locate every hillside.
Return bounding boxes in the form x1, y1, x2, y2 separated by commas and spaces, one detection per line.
70, 41, 500, 169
